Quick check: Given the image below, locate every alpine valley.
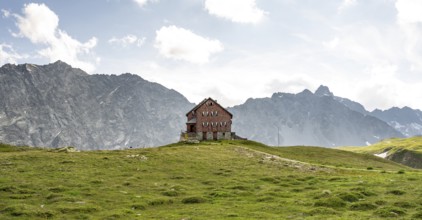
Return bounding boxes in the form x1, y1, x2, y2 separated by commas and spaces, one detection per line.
1, 61, 421, 149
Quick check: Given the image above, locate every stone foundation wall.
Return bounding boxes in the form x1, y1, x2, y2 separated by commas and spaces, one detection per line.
180, 132, 239, 142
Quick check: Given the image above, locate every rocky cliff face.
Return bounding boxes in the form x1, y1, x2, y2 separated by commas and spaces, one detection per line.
387, 149, 422, 169
0, 61, 193, 150
371, 107, 422, 137
229, 87, 404, 147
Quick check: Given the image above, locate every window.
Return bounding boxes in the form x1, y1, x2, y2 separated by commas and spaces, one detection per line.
206, 122, 209, 126
206, 111, 209, 116
224, 122, 227, 126
202, 112, 204, 116
211, 112, 213, 116
215, 111, 218, 116
220, 122, 223, 126
202, 122, 205, 126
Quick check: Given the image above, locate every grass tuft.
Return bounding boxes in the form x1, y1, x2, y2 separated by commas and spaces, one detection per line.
314, 197, 346, 208
181, 196, 206, 204
350, 202, 377, 211
338, 192, 360, 202
388, 189, 406, 195
374, 207, 406, 217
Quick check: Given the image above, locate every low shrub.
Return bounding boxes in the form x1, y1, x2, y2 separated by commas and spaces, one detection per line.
256, 196, 275, 202
162, 190, 179, 197
131, 204, 146, 210
148, 198, 173, 206
181, 196, 206, 204
57, 205, 99, 214
350, 202, 377, 211
388, 190, 405, 195
306, 207, 339, 216
375, 200, 387, 206
397, 170, 405, 174
412, 211, 422, 219
393, 201, 414, 208
314, 197, 346, 208
260, 177, 280, 184
374, 207, 406, 217
339, 193, 360, 202
2, 204, 30, 216
209, 191, 231, 198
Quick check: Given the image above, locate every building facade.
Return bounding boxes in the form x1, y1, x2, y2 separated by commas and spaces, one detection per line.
182, 97, 235, 141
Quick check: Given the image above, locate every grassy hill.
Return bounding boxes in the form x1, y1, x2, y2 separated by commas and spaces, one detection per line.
341, 137, 422, 169
1, 140, 422, 219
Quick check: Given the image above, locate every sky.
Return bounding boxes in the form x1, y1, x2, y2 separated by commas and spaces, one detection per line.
1, 0, 422, 111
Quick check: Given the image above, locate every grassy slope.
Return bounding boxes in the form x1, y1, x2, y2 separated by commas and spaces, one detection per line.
237, 140, 407, 170
341, 136, 422, 154
1, 141, 422, 219
340, 137, 422, 169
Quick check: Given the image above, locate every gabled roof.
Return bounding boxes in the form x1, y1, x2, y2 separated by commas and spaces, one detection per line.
186, 97, 233, 117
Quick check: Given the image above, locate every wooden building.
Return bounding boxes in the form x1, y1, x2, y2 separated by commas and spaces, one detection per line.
182, 97, 235, 141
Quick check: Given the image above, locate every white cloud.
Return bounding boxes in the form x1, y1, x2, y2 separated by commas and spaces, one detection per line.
1, 9, 10, 18
396, 0, 422, 24
0, 43, 27, 65
109, 35, 146, 47
11, 3, 98, 73
154, 25, 223, 64
395, 0, 422, 72
338, 0, 357, 13
204, 0, 267, 24
133, 0, 157, 8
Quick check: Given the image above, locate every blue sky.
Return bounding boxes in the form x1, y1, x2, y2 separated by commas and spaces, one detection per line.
1, 0, 422, 111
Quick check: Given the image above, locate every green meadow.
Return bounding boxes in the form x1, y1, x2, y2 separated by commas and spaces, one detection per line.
1, 140, 421, 219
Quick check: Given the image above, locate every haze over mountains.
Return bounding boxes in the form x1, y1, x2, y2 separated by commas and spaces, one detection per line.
230, 87, 404, 147
0, 61, 421, 149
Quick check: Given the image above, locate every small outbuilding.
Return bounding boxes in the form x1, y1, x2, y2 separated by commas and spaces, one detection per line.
181, 97, 236, 141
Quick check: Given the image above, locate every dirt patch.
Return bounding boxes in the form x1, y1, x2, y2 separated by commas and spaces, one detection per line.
233, 146, 332, 173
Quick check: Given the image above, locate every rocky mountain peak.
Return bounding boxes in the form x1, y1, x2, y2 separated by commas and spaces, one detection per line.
0, 61, 193, 150
315, 85, 334, 97
299, 89, 313, 96
52, 60, 70, 66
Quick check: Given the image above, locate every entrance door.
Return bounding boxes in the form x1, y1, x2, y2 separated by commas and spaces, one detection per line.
213, 132, 217, 140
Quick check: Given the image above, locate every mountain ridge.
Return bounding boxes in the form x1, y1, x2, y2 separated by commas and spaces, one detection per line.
230, 86, 404, 147
0, 61, 193, 150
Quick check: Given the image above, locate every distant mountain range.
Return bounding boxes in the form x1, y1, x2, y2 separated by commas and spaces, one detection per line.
0, 61, 193, 150
371, 107, 422, 137
316, 86, 422, 138
0, 61, 421, 149
229, 86, 404, 147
